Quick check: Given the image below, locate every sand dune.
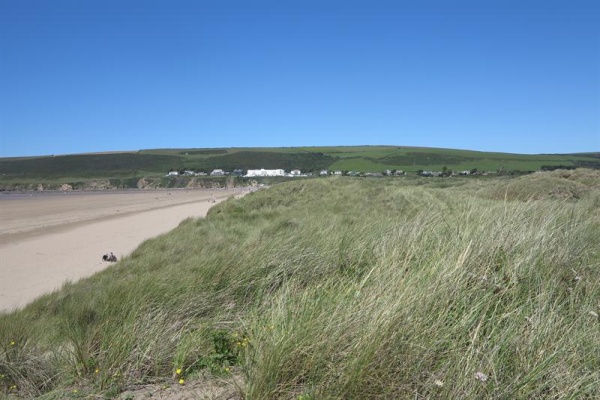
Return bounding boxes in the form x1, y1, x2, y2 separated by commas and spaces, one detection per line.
0, 189, 243, 312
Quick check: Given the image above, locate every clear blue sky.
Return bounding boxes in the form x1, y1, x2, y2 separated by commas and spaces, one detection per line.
1, 0, 598, 157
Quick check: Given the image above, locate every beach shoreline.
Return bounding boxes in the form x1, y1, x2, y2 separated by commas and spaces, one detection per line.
0, 188, 245, 312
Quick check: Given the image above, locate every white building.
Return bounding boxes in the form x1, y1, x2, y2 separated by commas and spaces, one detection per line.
245, 169, 285, 177
210, 169, 225, 176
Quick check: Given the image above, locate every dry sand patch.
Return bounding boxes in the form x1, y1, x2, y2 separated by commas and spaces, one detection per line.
0, 189, 236, 239
0, 189, 243, 312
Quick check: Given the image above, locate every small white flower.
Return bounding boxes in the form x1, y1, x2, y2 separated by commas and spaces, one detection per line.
474, 372, 488, 382
434, 379, 444, 387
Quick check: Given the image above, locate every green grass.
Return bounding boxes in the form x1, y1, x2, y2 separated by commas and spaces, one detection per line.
1, 170, 599, 398
1, 147, 598, 188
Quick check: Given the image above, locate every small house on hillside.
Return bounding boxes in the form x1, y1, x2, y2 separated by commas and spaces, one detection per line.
210, 169, 225, 176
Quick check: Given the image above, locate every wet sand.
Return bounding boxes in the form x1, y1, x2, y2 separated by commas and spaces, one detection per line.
0, 189, 243, 312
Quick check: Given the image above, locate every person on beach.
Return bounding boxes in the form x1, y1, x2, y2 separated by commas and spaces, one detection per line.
102, 252, 117, 262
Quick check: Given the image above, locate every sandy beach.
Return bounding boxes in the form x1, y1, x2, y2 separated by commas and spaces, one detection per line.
0, 189, 243, 312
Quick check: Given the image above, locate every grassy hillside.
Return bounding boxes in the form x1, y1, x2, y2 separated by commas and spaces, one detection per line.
1, 170, 599, 399
1, 147, 598, 186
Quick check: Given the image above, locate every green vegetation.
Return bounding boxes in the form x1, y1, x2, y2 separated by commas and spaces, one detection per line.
1, 170, 600, 398
1, 147, 598, 189
0, 153, 182, 180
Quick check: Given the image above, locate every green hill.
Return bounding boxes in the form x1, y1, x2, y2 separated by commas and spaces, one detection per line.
1, 171, 599, 398
1, 146, 598, 187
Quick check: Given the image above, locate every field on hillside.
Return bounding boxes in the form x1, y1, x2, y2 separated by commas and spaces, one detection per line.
1, 170, 599, 399
1, 147, 598, 186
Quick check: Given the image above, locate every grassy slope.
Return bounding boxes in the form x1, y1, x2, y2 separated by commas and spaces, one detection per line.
1, 147, 598, 185
1, 170, 599, 399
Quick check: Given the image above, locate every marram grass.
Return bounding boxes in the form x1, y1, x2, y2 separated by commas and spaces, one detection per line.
1, 171, 599, 399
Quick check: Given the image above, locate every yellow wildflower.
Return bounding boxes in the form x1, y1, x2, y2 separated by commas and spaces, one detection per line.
176, 368, 182, 375
179, 378, 185, 385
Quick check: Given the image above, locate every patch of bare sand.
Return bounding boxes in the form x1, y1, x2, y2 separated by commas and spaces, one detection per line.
0, 189, 246, 312
0, 189, 242, 239
117, 374, 243, 400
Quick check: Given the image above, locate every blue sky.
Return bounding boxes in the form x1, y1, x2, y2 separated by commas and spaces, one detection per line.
1, 0, 598, 157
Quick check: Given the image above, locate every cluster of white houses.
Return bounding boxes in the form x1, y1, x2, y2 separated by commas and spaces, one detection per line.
166, 168, 310, 177
167, 168, 483, 178
246, 169, 287, 177
166, 169, 411, 177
